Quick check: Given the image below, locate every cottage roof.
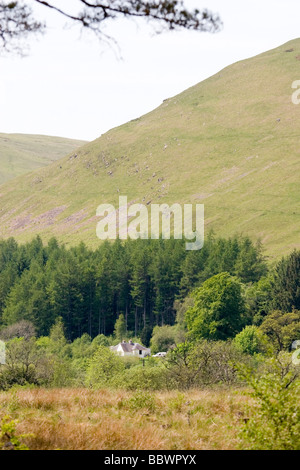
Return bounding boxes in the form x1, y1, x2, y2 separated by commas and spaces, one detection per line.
120, 342, 134, 352
111, 341, 149, 352
132, 344, 147, 351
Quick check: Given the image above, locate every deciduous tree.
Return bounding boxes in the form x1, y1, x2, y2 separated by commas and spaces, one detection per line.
185, 272, 246, 341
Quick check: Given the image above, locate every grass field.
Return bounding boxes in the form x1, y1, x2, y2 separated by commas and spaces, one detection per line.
0, 40, 299, 258
0, 133, 86, 184
0, 387, 253, 450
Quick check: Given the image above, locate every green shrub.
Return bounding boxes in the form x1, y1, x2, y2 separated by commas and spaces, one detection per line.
85, 346, 125, 389
233, 325, 270, 355
113, 365, 168, 391
167, 392, 186, 413
49, 359, 75, 388
238, 352, 300, 449
165, 340, 249, 389
120, 355, 140, 369
259, 310, 300, 352
0, 336, 62, 390
0, 415, 33, 450
150, 325, 178, 354
124, 391, 157, 413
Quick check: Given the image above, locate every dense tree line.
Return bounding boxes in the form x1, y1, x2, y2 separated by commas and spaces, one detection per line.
0, 237, 299, 450
0, 233, 268, 341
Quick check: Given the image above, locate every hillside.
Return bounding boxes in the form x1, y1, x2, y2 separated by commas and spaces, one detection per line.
0, 39, 300, 259
0, 133, 87, 184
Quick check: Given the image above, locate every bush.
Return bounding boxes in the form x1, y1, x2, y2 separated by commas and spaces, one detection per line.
233, 325, 269, 355
238, 352, 300, 449
0, 337, 54, 390
165, 340, 249, 389
85, 346, 125, 389
150, 325, 178, 354
0, 321, 36, 341
113, 365, 168, 391
0, 415, 33, 450
167, 392, 186, 412
91, 334, 111, 349
259, 310, 300, 352
124, 391, 157, 412
120, 355, 140, 369
49, 358, 75, 388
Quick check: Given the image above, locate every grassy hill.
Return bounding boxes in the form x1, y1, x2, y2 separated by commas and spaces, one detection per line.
0, 39, 300, 259
0, 133, 87, 184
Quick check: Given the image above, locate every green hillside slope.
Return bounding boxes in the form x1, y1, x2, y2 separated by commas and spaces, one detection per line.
0, 133, 87, 184
0, 39, 299, 259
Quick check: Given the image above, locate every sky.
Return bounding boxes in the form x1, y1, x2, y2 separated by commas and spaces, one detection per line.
0, 0, 300, 142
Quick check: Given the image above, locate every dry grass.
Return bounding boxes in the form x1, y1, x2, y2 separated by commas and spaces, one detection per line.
0, 387, 253, 450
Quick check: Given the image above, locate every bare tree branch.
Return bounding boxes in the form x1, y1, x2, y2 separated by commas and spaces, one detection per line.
0, 1, 222, 55
0, 1, 44, 54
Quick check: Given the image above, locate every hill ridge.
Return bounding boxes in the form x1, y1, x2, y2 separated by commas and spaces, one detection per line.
0, 132, 87, 185
0, 39, 300, 258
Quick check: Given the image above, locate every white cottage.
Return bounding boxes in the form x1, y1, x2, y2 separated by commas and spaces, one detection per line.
110, 340, 151, 358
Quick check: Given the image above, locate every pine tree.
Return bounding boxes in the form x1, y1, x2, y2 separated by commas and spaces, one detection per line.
271, 250, 300, 312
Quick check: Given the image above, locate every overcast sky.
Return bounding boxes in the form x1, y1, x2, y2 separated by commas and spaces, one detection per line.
0, 0, 299, 142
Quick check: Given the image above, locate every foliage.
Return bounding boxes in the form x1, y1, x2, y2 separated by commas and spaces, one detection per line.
270, 250, 300, 313
113, 314, 127, 342
114, 365, 168, 391
167, 392, 187, 413
119, 355, 140, 369
85, 346, 125, 389
0, 1, 43, 55
50, 359, 75, 388
91, 334, 112, 348
150, 324, 179, 354
48, 317, 68, 355
233, 325, 270, 356
0, 0, 222, 55
0, 236, 297, 401
259, 310, 300, 352
179, 234, 267, 297
244, 276, 273, 325
0, 320, 36, 341
0, 235, 266, 341
238, 353, 300, 450
123, 391, 157, 413
139, 325, 153, 348
185, 272, 246, 341
0, 337, 53, 390
165, 340, 247, 389
173, 297, 193, 331
0, 415, 33, 450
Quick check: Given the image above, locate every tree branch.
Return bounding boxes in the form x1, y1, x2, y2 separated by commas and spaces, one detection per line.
0, 1, 222, 56
0, 1, 44, 54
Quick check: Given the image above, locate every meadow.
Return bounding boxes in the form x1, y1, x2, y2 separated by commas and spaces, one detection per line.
0, 133, 86, 185
0, 387, 252, 450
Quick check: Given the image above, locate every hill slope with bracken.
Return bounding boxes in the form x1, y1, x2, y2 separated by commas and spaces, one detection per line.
0, 39, 300, 259
0, 133, 87, 184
